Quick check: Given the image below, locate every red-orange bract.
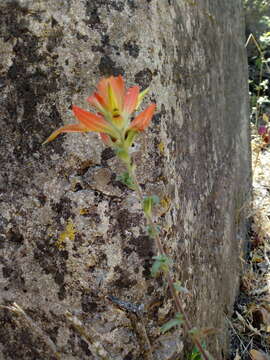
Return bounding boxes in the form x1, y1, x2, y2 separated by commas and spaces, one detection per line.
43, 75, 156, 147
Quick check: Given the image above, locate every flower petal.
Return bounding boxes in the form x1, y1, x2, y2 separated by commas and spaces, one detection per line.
99, 133, 112, 145
123, 86, 140, 115
258, 125, 267, 135
72, 105, 111, 133
95, 76, 125, 115
136, 88, 149, 110
108, 82, 120, 115
129, 103, 156, 131
110, 75, 125, 110
87, 92, 108, 113
97, 78, 110, 104
43, 124, 89, 144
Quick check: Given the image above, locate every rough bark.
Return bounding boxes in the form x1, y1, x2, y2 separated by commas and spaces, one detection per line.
0, 0, 250, 359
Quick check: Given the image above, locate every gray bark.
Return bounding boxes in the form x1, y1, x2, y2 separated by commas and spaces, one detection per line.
0, 0, 250, 359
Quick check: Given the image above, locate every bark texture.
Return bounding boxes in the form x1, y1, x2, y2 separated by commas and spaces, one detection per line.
0, 0, 250, 359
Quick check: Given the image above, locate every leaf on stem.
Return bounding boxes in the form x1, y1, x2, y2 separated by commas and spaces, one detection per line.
143, 195, 160, 216
189, 326, 218, 341
160, 312, 183, 333
189, 327, 200, 337
147, 224, 160, 238
151, 254, 172, 277
187, 341, 209, 360
173, 281, 191, 295
189, 346, 203, 360
117, 172, 135, 190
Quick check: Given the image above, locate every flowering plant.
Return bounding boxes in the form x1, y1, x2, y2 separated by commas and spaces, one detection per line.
258, 125, 270, 144
44, 76, 210, 360
44, 75, 155, 153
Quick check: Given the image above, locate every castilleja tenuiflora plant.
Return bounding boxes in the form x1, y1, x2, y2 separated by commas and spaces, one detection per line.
44, 75, 212, 360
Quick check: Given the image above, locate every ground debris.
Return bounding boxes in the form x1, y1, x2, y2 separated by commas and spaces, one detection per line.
229, 133, 270, 359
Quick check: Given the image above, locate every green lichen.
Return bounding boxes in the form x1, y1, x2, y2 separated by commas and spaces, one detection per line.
160, 195, 171, 212
55, 219, 76, 250
158, 142, 165, 153
79, 208, 90, 215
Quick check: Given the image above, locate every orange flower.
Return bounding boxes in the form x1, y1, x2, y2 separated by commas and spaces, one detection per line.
43, 75, 156, 147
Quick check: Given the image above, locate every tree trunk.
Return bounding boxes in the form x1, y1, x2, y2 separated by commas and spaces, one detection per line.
0, 0, 250, 359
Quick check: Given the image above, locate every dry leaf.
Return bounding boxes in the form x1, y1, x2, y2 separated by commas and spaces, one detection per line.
251, 254, 264, 263
263, 113, 269, 123
250, 349, 270, 360
251, 307, 270, 332
236, 311, 261, 335
260, 308, 270, 330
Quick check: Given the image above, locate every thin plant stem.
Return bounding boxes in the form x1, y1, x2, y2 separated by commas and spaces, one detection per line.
126, 157, 211, 360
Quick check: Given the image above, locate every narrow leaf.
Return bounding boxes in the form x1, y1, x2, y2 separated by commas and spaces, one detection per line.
136, 87, 149, 110
116, 172, 135, 190
147, 225, 158, 238
151, 255, 172, 277
160, 313, 183, 333
189, 327, 200, 337
173, 281, 191, 295
143, 196, 154, 216
143, 195, 160, 217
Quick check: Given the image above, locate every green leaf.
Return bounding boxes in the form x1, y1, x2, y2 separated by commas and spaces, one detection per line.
188, 342, 207, 360
146, 224, 161, 238
151, 195, 160, 204
143, 196, 153, 216
151, 257, 163, 277
173, 281, 191, 295
189, 327, 200, 337
117, 172, 135, 190
189, 346, 201, 360
136, 88, 149, 110
147, 225, 157, 238
160, 313, 183, 333
255, 57, 262, 68
143, 195, 160, 216
151, 255, 172, 277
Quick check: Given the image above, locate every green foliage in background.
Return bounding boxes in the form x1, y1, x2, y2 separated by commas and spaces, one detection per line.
188, 343, 206, 360
244, 1, 270, 121
244, 0, 270, 37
